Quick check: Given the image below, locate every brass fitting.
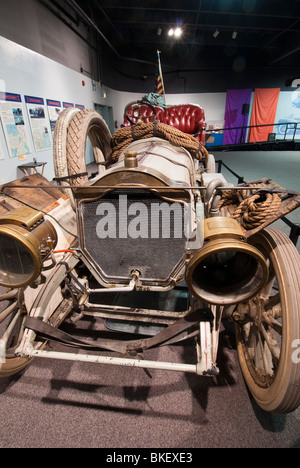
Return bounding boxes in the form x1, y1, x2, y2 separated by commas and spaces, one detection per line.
124, 151, 138, 168
0, 207, 57, 288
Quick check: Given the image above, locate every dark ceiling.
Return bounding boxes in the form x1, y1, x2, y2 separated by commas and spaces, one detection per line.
68, 0, 300, 72
39, 0, 300, 91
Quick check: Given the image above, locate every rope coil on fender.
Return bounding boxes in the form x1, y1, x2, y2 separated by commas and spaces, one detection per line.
112, 122, 208, 162
219, 182, 282, 229
232, 192, 282, 229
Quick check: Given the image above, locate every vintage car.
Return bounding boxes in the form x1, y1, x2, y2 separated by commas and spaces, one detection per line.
0, 104, 300, 414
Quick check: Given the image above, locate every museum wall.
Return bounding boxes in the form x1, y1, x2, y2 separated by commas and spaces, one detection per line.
0, 35, 110, 183
1, 31, 300, 184
0, 0, 299, 184
0, 30, 228, 184
0, 0, 99, 85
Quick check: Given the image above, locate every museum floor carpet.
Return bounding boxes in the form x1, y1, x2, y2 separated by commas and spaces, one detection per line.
0, 322, 299, 448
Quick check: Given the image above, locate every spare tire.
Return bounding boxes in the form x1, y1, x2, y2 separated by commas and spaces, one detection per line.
53, 109, 112, 208
66, 109, 112, 187
53, 107, 80, 204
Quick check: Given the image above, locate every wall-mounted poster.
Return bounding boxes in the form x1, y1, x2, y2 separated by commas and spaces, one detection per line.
47, 99, 62, 135
63, 102, 74, 108
0, 92, 31, 158
25, 95, 52, 152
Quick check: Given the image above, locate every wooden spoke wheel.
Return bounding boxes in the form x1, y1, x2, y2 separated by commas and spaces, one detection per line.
0, 254, 78, 378
0, 289, 32, 377
236, 228, 300, 413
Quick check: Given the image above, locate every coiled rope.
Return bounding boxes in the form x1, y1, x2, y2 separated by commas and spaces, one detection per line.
219, 183, 282, 229
111, 122, 208, 162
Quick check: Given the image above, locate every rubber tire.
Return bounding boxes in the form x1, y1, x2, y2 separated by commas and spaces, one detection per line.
0, 356, 32, 378
0, 254, 78, 379
66, 109, 112, 186
0, 314, 34, 377
236, 228, 300, 413
53, 107, 80, 205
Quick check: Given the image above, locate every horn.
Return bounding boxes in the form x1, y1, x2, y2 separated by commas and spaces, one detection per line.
186, 217, 268, 305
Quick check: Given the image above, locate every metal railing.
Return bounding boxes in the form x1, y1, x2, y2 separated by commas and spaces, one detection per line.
205, 121, 300, 146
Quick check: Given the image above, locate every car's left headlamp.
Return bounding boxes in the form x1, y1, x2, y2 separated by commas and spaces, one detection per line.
0, 207, 57, 288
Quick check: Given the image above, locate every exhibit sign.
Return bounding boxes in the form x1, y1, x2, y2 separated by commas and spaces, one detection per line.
47, 99, 62, 135
0, 92, 31, 158
63, 102, 74, 108
25, 95, 52, 152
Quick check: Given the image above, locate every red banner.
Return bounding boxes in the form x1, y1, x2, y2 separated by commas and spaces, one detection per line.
248, 88, 280, 143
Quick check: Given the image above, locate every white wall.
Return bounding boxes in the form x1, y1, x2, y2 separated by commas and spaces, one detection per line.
0, 31, 227, 185
108, 90, 142, 130
0, 0, 95, 82
166, 93, 227, 128
0, 35, 110, 183
1, 33, 298, 186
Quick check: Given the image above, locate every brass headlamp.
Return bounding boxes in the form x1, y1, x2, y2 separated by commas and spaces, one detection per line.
0, 207, 57, 288
186, 217, 268, 305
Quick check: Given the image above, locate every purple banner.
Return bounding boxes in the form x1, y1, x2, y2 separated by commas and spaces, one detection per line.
223, 89, 252, 145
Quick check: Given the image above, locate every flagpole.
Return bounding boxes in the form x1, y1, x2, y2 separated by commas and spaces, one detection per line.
157, 50, 166, 105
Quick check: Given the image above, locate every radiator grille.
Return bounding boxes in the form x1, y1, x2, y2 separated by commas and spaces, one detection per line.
79, 191, 186, 284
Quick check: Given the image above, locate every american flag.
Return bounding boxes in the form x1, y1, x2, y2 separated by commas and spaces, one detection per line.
157, 72, 165, 96
156, 51, 166, 104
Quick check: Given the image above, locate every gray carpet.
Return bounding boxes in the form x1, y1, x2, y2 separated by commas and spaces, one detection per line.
1, 322, 300, 448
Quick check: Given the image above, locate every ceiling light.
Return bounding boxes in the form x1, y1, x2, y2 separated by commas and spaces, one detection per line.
213, 29, 219, 38
232, 30, 238, 39
168, 27, 183, 38
174, 27, 182, 38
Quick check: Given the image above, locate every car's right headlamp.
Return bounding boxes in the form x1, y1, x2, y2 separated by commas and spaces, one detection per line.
0, 207, 57, 288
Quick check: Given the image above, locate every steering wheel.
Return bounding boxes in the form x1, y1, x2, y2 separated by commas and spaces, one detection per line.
124, 100, 156, 125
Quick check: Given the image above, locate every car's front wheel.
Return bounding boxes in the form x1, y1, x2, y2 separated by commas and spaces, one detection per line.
236, 228, 300, 413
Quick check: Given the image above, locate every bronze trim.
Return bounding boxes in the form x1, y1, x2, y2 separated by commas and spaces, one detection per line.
0, 224, 42, 288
